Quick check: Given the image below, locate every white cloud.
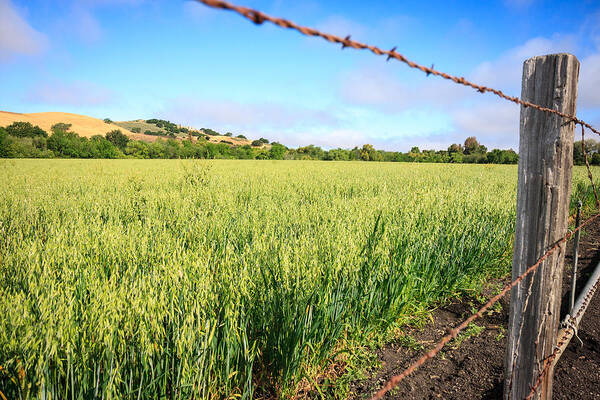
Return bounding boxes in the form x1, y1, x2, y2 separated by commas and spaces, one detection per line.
470, 35, 578, 93
0, 0, 48, 60
26, 81, 116, 106
579, 53, 600, 109
336, 32, 597, 150
453, 101, 519, 149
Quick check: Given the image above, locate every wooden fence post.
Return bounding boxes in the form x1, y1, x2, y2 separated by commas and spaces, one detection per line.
504, 53, 579, 400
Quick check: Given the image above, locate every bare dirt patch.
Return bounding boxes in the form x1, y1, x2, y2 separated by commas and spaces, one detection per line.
355, 217, 600, 399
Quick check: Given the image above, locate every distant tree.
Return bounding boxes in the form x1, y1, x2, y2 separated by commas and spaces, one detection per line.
573, 139, 598, 165
236, 134, 247, 139
125, 140, 150, 159
251, 140, 263, 147
463, 136, 484, 155
130, 127, 141, 133
202, 128, 220, 136
103, 118, 113, 124
105, 129, 129, 150
325, 148, 351, 161
268, 143, 287, 160
51, 122, 72, 132
5, 121, 48, 138
360, 144, 377, 161
447, 152, 462, 163
448, 143, 462, 153
410, 146, 420, 154
0, 127, 9, 157
258, 138, 269, 144
296, 144, 325, 160
225, 132, 233, 137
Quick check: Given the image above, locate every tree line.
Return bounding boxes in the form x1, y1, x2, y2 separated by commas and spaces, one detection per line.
2, 121, 598, 165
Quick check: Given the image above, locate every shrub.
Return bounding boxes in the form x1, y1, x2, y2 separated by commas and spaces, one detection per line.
106, 130, 129, 150
51, 123, 72, 132
251, 140, 263, 147
202, 128, 220, 136
5, 121, 48, 138
103, 118, 113, 124
236, 135, 247, 139
130, 127, 141, 133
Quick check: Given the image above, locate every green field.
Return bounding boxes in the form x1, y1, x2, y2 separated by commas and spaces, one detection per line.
0, 160, 596, 399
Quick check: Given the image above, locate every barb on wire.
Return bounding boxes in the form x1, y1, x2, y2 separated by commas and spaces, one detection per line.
369, 212, 600, 400
581, 126, 600, 210
526, 263, 600, 399
197, 0, 600, 137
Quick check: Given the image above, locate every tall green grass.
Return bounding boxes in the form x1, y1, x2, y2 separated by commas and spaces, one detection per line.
0, 160, 597, 399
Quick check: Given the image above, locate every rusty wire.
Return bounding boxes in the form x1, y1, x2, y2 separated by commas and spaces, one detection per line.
370, 212, 600, 400
195, 1, 600, 397
526, 260, 600, 400
196, 0, 600, 137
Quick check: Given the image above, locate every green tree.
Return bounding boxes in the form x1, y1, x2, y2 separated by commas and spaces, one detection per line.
448, 143, 462, 153
463, 136, 484, 155
5, 121, 48, 138
0, 127, 10, 157
106, 130, 130, 150
360, 144, 377, 161
51, 122, 72, 132
268, 143, 287, 160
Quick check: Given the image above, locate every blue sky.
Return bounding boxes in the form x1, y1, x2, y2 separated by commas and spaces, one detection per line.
1, 0, 599, 150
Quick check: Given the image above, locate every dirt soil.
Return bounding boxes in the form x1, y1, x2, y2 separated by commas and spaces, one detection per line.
355, 218, 600, 399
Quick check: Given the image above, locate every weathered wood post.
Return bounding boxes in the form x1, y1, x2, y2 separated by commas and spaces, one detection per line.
504, 53, 579, 400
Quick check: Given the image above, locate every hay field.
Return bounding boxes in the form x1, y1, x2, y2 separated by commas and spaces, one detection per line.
1, 160, 595, 399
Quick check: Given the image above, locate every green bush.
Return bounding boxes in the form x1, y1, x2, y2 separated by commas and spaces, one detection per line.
5, 121, 47, 138
106, 130, 130, 150
51, 122, 72, 132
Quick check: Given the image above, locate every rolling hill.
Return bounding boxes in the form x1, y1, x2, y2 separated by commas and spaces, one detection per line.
114, 119, 258, 147
0, 111, 267, 147
0, 111, 158, 142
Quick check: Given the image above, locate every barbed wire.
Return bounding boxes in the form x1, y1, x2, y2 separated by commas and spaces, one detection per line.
526, 260, 600, 399
196, 0, 600, 137
195, 1, 600, 397
370, 212, 600, 400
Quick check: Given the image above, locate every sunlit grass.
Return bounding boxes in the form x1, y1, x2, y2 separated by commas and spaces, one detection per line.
0, 160, 596, 399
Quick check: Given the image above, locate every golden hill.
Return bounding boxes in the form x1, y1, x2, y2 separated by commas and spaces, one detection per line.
1, 111, 269, 148
0, 111, 157, 142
